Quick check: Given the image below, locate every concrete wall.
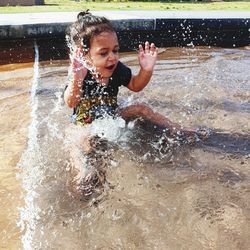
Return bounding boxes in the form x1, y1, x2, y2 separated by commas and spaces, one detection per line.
0, 0, 44, 6
1, 18, 249, 48
0, 12, 249, 64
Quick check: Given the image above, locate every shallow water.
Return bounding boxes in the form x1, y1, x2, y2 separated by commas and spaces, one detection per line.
0, 63, 33, 250
0, 46, 250, 250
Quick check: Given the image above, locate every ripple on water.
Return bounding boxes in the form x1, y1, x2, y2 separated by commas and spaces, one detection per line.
1, 47, 250, 249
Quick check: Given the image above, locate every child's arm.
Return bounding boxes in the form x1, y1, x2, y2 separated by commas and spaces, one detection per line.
127, 41, 158, 92
64, 48, 87, 108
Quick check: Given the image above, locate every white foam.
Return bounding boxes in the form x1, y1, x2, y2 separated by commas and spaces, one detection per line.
17, 40, 42, 250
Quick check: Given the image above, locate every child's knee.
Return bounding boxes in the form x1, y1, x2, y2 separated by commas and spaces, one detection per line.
135, 103, 153, 116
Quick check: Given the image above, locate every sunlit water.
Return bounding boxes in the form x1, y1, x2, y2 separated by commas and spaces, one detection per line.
0, 46, 250, 250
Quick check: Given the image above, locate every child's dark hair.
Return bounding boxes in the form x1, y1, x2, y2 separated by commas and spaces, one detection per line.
67, 10, 116, 51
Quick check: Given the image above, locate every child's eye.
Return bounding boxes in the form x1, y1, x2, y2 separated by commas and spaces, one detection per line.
100, 52, 108, 57
113, 49, 119, 54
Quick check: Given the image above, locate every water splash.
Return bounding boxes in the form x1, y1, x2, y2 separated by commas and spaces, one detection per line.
17, 40, 43, 250
10, 46, 250, 249
66, 34, 100, 84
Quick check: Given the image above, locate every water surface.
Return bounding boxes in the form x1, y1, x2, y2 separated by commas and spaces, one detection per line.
0, 46, 249, 250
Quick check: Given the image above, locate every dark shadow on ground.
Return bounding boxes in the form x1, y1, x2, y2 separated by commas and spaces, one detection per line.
132, 119, 250, 157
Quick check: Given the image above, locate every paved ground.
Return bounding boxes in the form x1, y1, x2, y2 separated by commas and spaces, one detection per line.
0, 11, 250, 25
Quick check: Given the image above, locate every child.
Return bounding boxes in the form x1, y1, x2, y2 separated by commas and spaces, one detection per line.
64, 11, 203, 199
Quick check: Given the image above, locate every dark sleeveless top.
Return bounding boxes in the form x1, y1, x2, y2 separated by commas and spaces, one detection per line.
72, 61, 132, 125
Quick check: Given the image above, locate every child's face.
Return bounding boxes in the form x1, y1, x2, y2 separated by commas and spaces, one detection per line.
87, 31, 119, 79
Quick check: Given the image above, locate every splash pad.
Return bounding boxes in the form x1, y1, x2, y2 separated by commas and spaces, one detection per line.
0, 11, 249, 250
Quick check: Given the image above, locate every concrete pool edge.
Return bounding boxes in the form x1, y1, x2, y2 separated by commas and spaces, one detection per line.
0, 11, 250, 64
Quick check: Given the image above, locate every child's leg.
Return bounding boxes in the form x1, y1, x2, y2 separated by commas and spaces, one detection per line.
118, 103, 183, 134
118, 103, 209, 141
68, 135, 95, 196
78, 135, 107, 194
66, 126, 107, 200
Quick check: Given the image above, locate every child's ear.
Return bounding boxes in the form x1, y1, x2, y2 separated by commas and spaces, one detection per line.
81, 38, 89, 54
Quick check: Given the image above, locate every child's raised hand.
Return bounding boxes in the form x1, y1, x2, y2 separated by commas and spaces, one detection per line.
138, 41, 158, 72
71, 47, 88, 79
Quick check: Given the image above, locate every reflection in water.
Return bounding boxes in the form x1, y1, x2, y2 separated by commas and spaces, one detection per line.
0, 46, 250, 249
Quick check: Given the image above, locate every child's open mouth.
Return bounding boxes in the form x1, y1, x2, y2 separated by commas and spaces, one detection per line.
106, 64, 115, 71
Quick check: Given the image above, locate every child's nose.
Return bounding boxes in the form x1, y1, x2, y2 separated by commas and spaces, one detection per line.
108, 52, 117, 61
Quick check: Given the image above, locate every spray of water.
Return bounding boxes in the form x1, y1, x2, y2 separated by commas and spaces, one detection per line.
66, 34, 102, 85
15, 36, 183, 249
16, 40, 46, 250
